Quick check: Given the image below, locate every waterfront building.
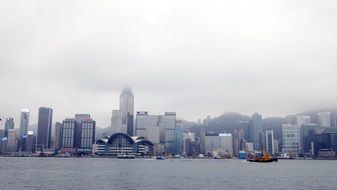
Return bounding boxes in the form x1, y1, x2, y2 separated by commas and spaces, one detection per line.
25, 131, 35, 153
19, 109, 30, 138
111, 110, 127, 134
119, 87, 134, 136
0, 129, 3, 153
54, 122, 62, 151
175, 120, 183, 155
4, 118, 14, 138
265, 130, 274, 155
204, 133, 233, 157
249, 113, 263, 150
317, 112, 331, 128
282, 124, 301, 155
183, 131, 195, 157
78, 118, 96, 153
93, 133, 153, 156
301, 123, 318, 155
273, 139, 279, 155
61, 118, 76, 153
245, 142, 254, 152
7, 129, 17, 152
36, 107, 53, 150
161, 112, 177, 154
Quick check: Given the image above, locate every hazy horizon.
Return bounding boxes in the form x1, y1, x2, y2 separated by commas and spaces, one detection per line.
1, 1, 337, 127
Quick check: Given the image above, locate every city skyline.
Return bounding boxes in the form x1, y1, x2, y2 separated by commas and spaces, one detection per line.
1, 1, 337, 128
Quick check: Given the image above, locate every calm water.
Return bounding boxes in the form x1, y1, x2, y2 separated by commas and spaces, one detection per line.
0, 157, 336, 190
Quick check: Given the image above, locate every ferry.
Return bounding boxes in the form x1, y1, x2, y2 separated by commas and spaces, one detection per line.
117, 154, 135, 159
247, 152, 278, 163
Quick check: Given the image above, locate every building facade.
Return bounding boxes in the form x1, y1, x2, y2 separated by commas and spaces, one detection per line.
318, 112, 331, 128
19, 109, 30, 138
282, 124, 301, 155
265, 130, 274, 155
4, 118, 14, 138
119, 87, 134, 136
36, 107, 53, 150
249, 113, 263, 150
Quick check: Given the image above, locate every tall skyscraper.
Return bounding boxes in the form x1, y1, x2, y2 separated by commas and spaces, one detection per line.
7, 129, 17, 152
36, 107, 53, 150
119, 87, 134, 136
61, 118, 76, 152
111, 110, 126, 134
249, 113, 263, 150
4, 118, 14, 138
317, 112, 331, 128
282, 124, 300, 155
19, 109, 30, 137
161, 112, 177, 154
265, 130, 274, 155
25, 131, 35, 153
54, 122, 62, 151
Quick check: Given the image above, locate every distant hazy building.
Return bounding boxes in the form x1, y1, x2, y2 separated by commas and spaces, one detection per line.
296, 115, 310, 127
4, 118, 14, 138
7, 129, 17, 152
204, 133, 233, 157
183, 131, 195, 157
301, 123, 318, 155
245, 142, 254, 152
36, 107, 53, 150
249, 113, 263, 150
54, 122, 62, 151
0, 129, 4, 153
161, 112, 177, 154
175, 120, 183, 155
120, 87, 134, 136
317, 112, 331, 128
111, 110, 127, 134
135, 112, 160, 144
19, 109, 30, 138
282, 124, 300, 155
273, 139, 279, 155
265, 130, 274, 155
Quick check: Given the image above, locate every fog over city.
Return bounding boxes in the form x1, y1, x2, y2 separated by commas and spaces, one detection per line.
1, 0, 337, 127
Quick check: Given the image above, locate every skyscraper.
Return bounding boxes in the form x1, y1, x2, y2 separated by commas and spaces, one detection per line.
19, 109, 30, 137
317, 112, 331, 128
119, 87, 134, 136
282, 124, 300, 155
111, 110, 126, 134
4, 118, 14, 138
61, 118, 76, 153
7, 129, 17, 152
265, 130, 274, 155
54, 122, 62, 151
249, 113, 263, 150
161, 112, 177, 154
296, 115, 310, 127
36, 107, 53, 150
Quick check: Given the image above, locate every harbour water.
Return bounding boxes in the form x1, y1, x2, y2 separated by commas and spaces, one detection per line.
0, 157, 336, 190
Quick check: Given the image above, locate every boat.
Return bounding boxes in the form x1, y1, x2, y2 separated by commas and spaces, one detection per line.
247, 152, 278, 163
156, 155, 166, 160
117, 154, 135, 159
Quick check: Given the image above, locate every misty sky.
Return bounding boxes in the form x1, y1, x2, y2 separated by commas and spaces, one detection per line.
1, 0, 337, 128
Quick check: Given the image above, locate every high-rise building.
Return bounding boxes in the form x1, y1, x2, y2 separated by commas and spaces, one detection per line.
265, 130, 274, 155
204, 133, 233, 157
317, 112, 331, 128
296, 115, 310, 127
25, 131, 35, 153
249, 113, 263, 150
4, 118, 14, 138
119, 87, 134, 136
61, 118, 76, 153
175, 120, 183, 155
54, 122, 62, 151
161, 112, 177, 154
78, 118, 96, 153
111, 110, 126, 134
282, 124, 300, 155
36, 107, 53, 150
19, 109, 30, 138
7, 129, 17, 152
0, 129, 4, 153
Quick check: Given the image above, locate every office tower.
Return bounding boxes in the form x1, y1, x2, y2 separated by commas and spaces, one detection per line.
282, 124, 300, 155
273, 139, 279, 155
7, 129, 17, 152
61, 118, 76, 152
249, 113, 263, 150
78, 118, 96, 153
4, 118, 14, 138
19, 109, 30, 138
175, 120, 183, 155
111, 110, 126, 134
317, 112, 331, 128
161, 112, 177, 154
119, 87, 134, 136
204, 133, 233, 157
0, 129, 3, 153
25, 131, 34, 153
265, 130, 274, 155
183, 131, 195, 156
54, 122, 62, 151
36, 107, 53, 150
296, 115, 310, 127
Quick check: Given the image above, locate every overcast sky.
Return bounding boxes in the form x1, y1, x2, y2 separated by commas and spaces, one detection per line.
1, 0, 337, 128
